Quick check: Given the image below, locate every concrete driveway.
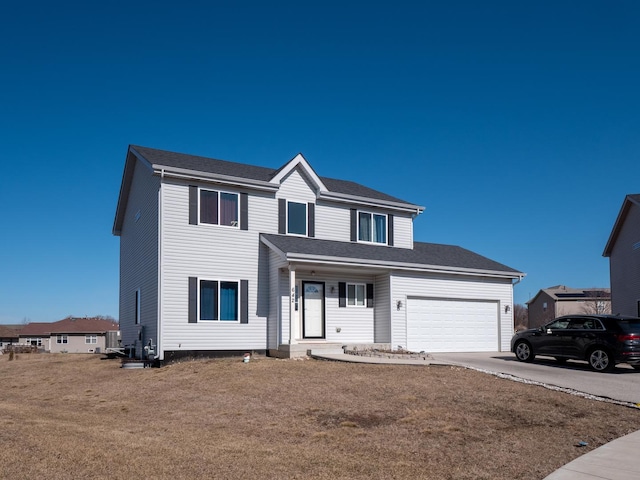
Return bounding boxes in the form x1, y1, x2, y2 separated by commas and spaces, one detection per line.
431, 352, 640, 405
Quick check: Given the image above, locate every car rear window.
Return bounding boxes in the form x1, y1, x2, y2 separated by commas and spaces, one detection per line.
616, 319, 640, 333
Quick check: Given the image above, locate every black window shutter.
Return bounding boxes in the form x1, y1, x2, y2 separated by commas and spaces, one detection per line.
240, 280, 249, 323
278, 199, 286, 234
350, 209, 357, 242
388, 214, 394, 246
366, 283, 374, 308
339, 282, 346, 308
188, 277, 198, 323
240, 193, 248, 230
308, 202, 315, 237
189, 186, 198, 225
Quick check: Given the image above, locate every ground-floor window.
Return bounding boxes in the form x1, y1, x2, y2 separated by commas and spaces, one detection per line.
200, 280, 239, 321
85, 335, 97, 344
56, 335, 68, 344
26, 338, 42, 346
347, 283, 366, 307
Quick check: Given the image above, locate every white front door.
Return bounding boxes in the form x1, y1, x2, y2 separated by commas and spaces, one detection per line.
303, 282, 325, 338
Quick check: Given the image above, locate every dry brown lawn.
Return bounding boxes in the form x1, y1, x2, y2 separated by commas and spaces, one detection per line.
2, 353, 640, 479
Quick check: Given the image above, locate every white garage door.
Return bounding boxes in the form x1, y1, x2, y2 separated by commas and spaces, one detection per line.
406, 298, 499, 353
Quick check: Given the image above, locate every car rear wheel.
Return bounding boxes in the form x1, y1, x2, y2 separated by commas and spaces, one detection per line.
514, 341, 534, 362
588, 348, 614, 372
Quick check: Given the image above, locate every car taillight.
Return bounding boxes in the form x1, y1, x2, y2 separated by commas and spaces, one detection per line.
617, 334, 640, 342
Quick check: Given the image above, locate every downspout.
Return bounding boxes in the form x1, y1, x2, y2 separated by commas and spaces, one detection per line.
157, 169, 164, 361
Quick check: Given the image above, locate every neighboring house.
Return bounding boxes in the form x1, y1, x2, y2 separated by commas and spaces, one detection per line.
113, 145, 524, 360
18, 317, 120, 353
0, 325, 22, 350
603, 194, 640, 316
526, 285, 611, 328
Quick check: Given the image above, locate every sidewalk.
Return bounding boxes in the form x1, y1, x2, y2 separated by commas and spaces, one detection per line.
311, 352, 640, 480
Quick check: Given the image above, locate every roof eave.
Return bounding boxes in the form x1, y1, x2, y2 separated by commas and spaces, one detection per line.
317, 190, 425, 214
282, 252, 523, 279
152, 165, 279, 192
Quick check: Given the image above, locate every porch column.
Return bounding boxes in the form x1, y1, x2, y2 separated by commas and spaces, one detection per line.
289, 267, 298, 344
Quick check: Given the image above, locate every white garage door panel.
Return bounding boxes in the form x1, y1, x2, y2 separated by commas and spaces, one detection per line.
407, 299, 498, 353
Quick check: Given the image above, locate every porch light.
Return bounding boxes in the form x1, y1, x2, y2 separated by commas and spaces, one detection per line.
396, 300, 402, 310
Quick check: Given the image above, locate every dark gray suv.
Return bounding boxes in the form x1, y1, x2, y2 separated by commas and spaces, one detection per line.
511, 314, 640, 372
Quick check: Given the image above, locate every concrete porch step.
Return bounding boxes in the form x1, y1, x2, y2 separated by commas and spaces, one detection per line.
308, 347, 345, 356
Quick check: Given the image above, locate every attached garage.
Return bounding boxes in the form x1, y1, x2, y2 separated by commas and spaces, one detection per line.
406, 298, 499, 352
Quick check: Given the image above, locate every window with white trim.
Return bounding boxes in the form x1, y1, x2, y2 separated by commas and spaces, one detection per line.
358, 211, 387, 244
199, 280, 239, 321
56, 335, 68, 344
347, 283, 366, 307
26, 338, 42, 347
85, 335, 97, 344
200, 189, 239, 227
287, 201, 307, 235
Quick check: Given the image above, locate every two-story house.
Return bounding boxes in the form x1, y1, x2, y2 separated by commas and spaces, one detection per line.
526, 285, 611, 328
603, 194, 640, 316
113, 146, 524, 361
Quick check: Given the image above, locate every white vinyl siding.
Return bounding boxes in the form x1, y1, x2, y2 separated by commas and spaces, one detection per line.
315, 202, 351, 241
159, 180, 267, 355
267, 247, 287, 349
390, 272, 514, 352
276, 168, 317, 203
374, 274, 391, 343
248, 191, 278, 234
391, 215, 413, 249
118, 159, 160, 354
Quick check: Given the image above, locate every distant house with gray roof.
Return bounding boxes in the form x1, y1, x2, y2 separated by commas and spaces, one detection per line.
526, 285, 611, 328
113, 145, 524, 360
603, 194, 640, 316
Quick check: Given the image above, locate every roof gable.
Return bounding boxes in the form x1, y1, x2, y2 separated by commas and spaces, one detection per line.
603, 194, 640, 257
270, 153, 328, 193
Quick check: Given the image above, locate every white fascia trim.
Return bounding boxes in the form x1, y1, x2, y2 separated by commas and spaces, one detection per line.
283, 252, 522, 279
318, 191, 424, 214
270, 153, 328, 192
151, 165, 279, 192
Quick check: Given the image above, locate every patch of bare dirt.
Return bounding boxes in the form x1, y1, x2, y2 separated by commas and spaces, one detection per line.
1, 353, 639, 479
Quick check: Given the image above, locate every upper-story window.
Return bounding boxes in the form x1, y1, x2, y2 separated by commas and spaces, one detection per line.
278, 199, 315, 237
200, 189, 239, 227
287, 201, 307, 235
358, 211, 387, 244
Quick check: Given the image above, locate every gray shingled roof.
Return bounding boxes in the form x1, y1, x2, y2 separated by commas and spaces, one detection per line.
261, 234, 522, 275
132, 145, 414, 205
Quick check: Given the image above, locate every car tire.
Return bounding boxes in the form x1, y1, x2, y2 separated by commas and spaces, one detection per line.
588, 348, 614, 372
514, 341, 534, 362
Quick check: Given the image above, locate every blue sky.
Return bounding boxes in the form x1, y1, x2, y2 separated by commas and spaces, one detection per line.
1, 1, 639, 323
